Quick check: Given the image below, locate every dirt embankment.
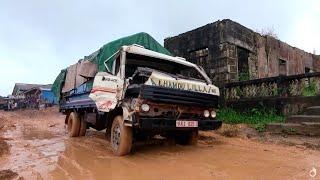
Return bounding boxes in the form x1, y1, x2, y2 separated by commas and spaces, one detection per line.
0, 108, 320, 179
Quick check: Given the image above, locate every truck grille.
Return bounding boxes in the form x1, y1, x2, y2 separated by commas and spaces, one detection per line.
140, 85, 219, 107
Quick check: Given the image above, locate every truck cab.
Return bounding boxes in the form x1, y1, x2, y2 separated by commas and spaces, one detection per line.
61, 44, 222, 156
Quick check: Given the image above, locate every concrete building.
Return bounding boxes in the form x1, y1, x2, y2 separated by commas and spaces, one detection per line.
164, 19, 320, 85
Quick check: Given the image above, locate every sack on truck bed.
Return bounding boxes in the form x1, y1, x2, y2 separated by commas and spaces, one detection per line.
78, 60, 97, 78
62, 64, 77, 93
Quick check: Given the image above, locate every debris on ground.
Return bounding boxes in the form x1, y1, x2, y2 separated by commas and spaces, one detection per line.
49, 123, 57, 127
217, 124, 240, 137
0, 169, 18, 180
0, 140, 9, 157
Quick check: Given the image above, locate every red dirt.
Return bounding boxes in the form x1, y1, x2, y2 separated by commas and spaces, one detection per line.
0, 108, 319, 179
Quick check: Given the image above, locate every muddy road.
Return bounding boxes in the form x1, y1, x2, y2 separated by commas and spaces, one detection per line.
0, 108, 319, 179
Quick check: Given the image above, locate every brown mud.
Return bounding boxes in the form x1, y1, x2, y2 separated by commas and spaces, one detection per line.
0, 108, 319, 179
0, 169, 18, 180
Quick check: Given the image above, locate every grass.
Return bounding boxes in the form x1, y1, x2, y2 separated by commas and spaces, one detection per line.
238, 72, 250, 81
217, 107, 285, 132
302, 81, 318, 97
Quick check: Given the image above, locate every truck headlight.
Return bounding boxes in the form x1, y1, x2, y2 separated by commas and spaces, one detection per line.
203, 110, 210, 117
211, 111, 216, 118
141, 104, 150, 112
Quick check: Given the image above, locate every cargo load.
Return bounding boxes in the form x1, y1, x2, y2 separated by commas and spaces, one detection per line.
52, 32, 171, 99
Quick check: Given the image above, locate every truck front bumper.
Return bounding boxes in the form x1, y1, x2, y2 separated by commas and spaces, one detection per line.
137, 118, 222, 131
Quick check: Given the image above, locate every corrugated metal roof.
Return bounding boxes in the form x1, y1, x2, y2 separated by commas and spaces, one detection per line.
12, 83, 52, 95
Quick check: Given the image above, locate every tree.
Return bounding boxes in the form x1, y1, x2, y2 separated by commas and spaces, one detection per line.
256, 26, 278, 39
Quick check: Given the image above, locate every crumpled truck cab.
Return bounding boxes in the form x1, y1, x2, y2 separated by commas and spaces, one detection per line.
88, 45, 222, 154
58, 41, 221, 156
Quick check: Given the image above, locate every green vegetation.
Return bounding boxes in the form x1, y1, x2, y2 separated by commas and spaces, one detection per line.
271, 85, 279, 96
302, 81, 318, 97
217, 107, 285, 132
238, 72, 250, 81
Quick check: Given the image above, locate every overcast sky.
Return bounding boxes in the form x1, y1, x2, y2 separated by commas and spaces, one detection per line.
0, 0, 319, 96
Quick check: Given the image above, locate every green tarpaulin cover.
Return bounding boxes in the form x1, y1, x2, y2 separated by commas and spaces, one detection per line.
88, 32, 171, 71
51, 32, 171, 99
51, 69, 66, 99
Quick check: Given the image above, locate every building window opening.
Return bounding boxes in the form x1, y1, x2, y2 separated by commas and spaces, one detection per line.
189, 47, 209, 70
237, 47, 249, 81
305, 67, 313, 73
279, 59, 287, 76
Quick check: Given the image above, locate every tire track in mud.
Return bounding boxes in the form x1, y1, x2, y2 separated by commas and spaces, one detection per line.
1, 109, 320, 179
0, 109, 67, 179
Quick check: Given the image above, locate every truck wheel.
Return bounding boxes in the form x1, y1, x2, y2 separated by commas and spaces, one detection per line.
111, 115, 132, 156
79, 115, 87, 136
65, 113, 70, 125
67, 112, 80, 137
175, 130, 198, 145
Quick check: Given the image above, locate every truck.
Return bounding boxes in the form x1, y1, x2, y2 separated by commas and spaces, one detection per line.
52, 32, 222, 156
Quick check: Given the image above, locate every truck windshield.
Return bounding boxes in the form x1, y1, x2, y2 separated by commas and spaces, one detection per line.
125, 53, 207, 82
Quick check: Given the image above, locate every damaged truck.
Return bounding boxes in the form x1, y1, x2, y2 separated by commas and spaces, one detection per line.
52, 32, 222, 156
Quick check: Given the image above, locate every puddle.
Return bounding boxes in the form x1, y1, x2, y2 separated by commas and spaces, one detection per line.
23, 128, 56, 140
1, 109, 320, 179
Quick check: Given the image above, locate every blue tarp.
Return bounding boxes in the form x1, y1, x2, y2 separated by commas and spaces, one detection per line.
41, 90, 58, 104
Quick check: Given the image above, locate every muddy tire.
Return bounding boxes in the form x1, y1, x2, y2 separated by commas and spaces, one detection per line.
111, 115, 132, 156
65, 113, 70, 125
175, 130, 198, 145
105, 120, 112, 141
67, 112, 80, 137
79, 115, 87, 136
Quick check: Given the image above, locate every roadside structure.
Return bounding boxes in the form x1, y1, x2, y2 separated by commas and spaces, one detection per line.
0, 96, 6, 109
24, 85, 57, 109
4, 95, 17, 111
12, 83, 45, 98
10, 83, 56, 109
164, 19, 320, 85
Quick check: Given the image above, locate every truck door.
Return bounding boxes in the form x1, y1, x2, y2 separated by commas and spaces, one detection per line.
89, 56, 124, 112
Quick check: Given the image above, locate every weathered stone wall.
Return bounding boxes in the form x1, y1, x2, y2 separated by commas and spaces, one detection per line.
313, 55, 320, 72
220, 20, 255, 51
216, 43, 238, 83
164, 19, 320, 85
164, 21, 227, 84
218, 20, 318, 79
260, 36, 315, 77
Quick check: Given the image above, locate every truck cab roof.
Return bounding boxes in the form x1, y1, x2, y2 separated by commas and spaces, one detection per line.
117, 45, 212, 84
